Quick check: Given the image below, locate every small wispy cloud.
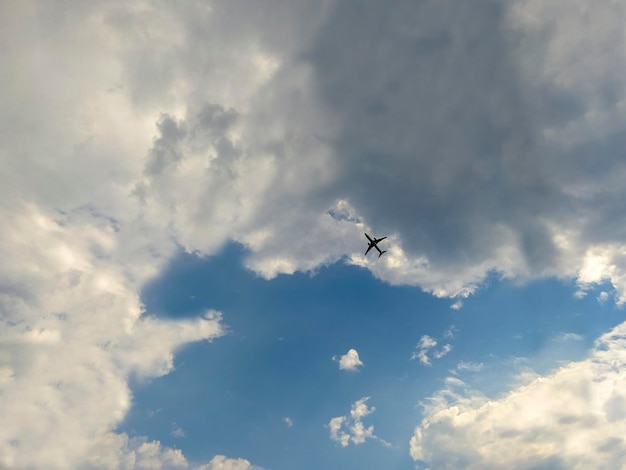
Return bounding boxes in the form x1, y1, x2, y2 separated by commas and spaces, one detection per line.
456, 361, 484, 372
433, 344, 453, 359
505, 356, 530, 366
170, 423, 185, 438
411, 335, 437, 365
411, 335, 452, 365
450, 300, 463, 310
283, 417, 293, 427
443, 324, 459, 339
333, 348, 364, 372
553, 332, 584, 342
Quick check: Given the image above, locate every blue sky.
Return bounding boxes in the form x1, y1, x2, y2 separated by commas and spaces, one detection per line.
119, 243, 622, 469
3, 1, 626, 469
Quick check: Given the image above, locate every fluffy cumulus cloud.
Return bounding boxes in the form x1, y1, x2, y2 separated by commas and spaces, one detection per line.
121, 439, 188, 470
196, 455, 262, 470
328, 397, 382, 447
0, 1, 269, 467
411, 322, 626, 469
111, 0, 626, 304
334, 348, 364, 371
0, 199, 225, 469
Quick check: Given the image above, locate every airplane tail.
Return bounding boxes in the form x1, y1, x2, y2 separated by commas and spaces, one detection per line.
378, 250, 387, 258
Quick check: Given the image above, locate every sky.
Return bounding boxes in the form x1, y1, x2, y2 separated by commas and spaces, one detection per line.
2, 1, 626, 469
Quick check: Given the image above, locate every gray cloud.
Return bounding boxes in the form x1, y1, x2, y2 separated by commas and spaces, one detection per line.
307, 0, 556, 268
225, 0, 626, 299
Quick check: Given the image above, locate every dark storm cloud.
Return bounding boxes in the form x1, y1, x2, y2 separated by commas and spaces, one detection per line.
133, 0, 626, 291
305, 0, 561, 271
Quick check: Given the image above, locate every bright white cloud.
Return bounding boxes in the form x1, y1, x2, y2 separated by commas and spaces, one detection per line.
0, 203, 225, 469
196, 455, 263, 470
335, 348, 364, 372
411, 321, 626, 468
0, 2, 268, 467
127, 439, 188, 469
328, 397, 382, 447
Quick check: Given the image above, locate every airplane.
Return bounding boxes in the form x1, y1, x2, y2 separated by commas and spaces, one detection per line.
364, 233, 387, 258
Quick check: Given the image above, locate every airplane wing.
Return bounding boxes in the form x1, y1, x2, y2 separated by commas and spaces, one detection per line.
375, 236, 387, 242
365, 245, 373, 256
365, 233, 374, 242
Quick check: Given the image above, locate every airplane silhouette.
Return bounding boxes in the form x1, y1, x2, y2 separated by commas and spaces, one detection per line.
364, 233, 387, 258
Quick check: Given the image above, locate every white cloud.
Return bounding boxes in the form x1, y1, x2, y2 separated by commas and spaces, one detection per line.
0, 3, 269, 467
411, 336, 437, 365
411, 335, 452, 366
450, 300, 463, 310
598, 291, 610, 304
126, 439, 188, 469
334, 348, 364, 372
196, 455, 263, 470
328, 397, 383, 447
283, 417, 294, 427
411, 320, 626, 468
433, 344, 453, 360
0, 202, 228, 469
